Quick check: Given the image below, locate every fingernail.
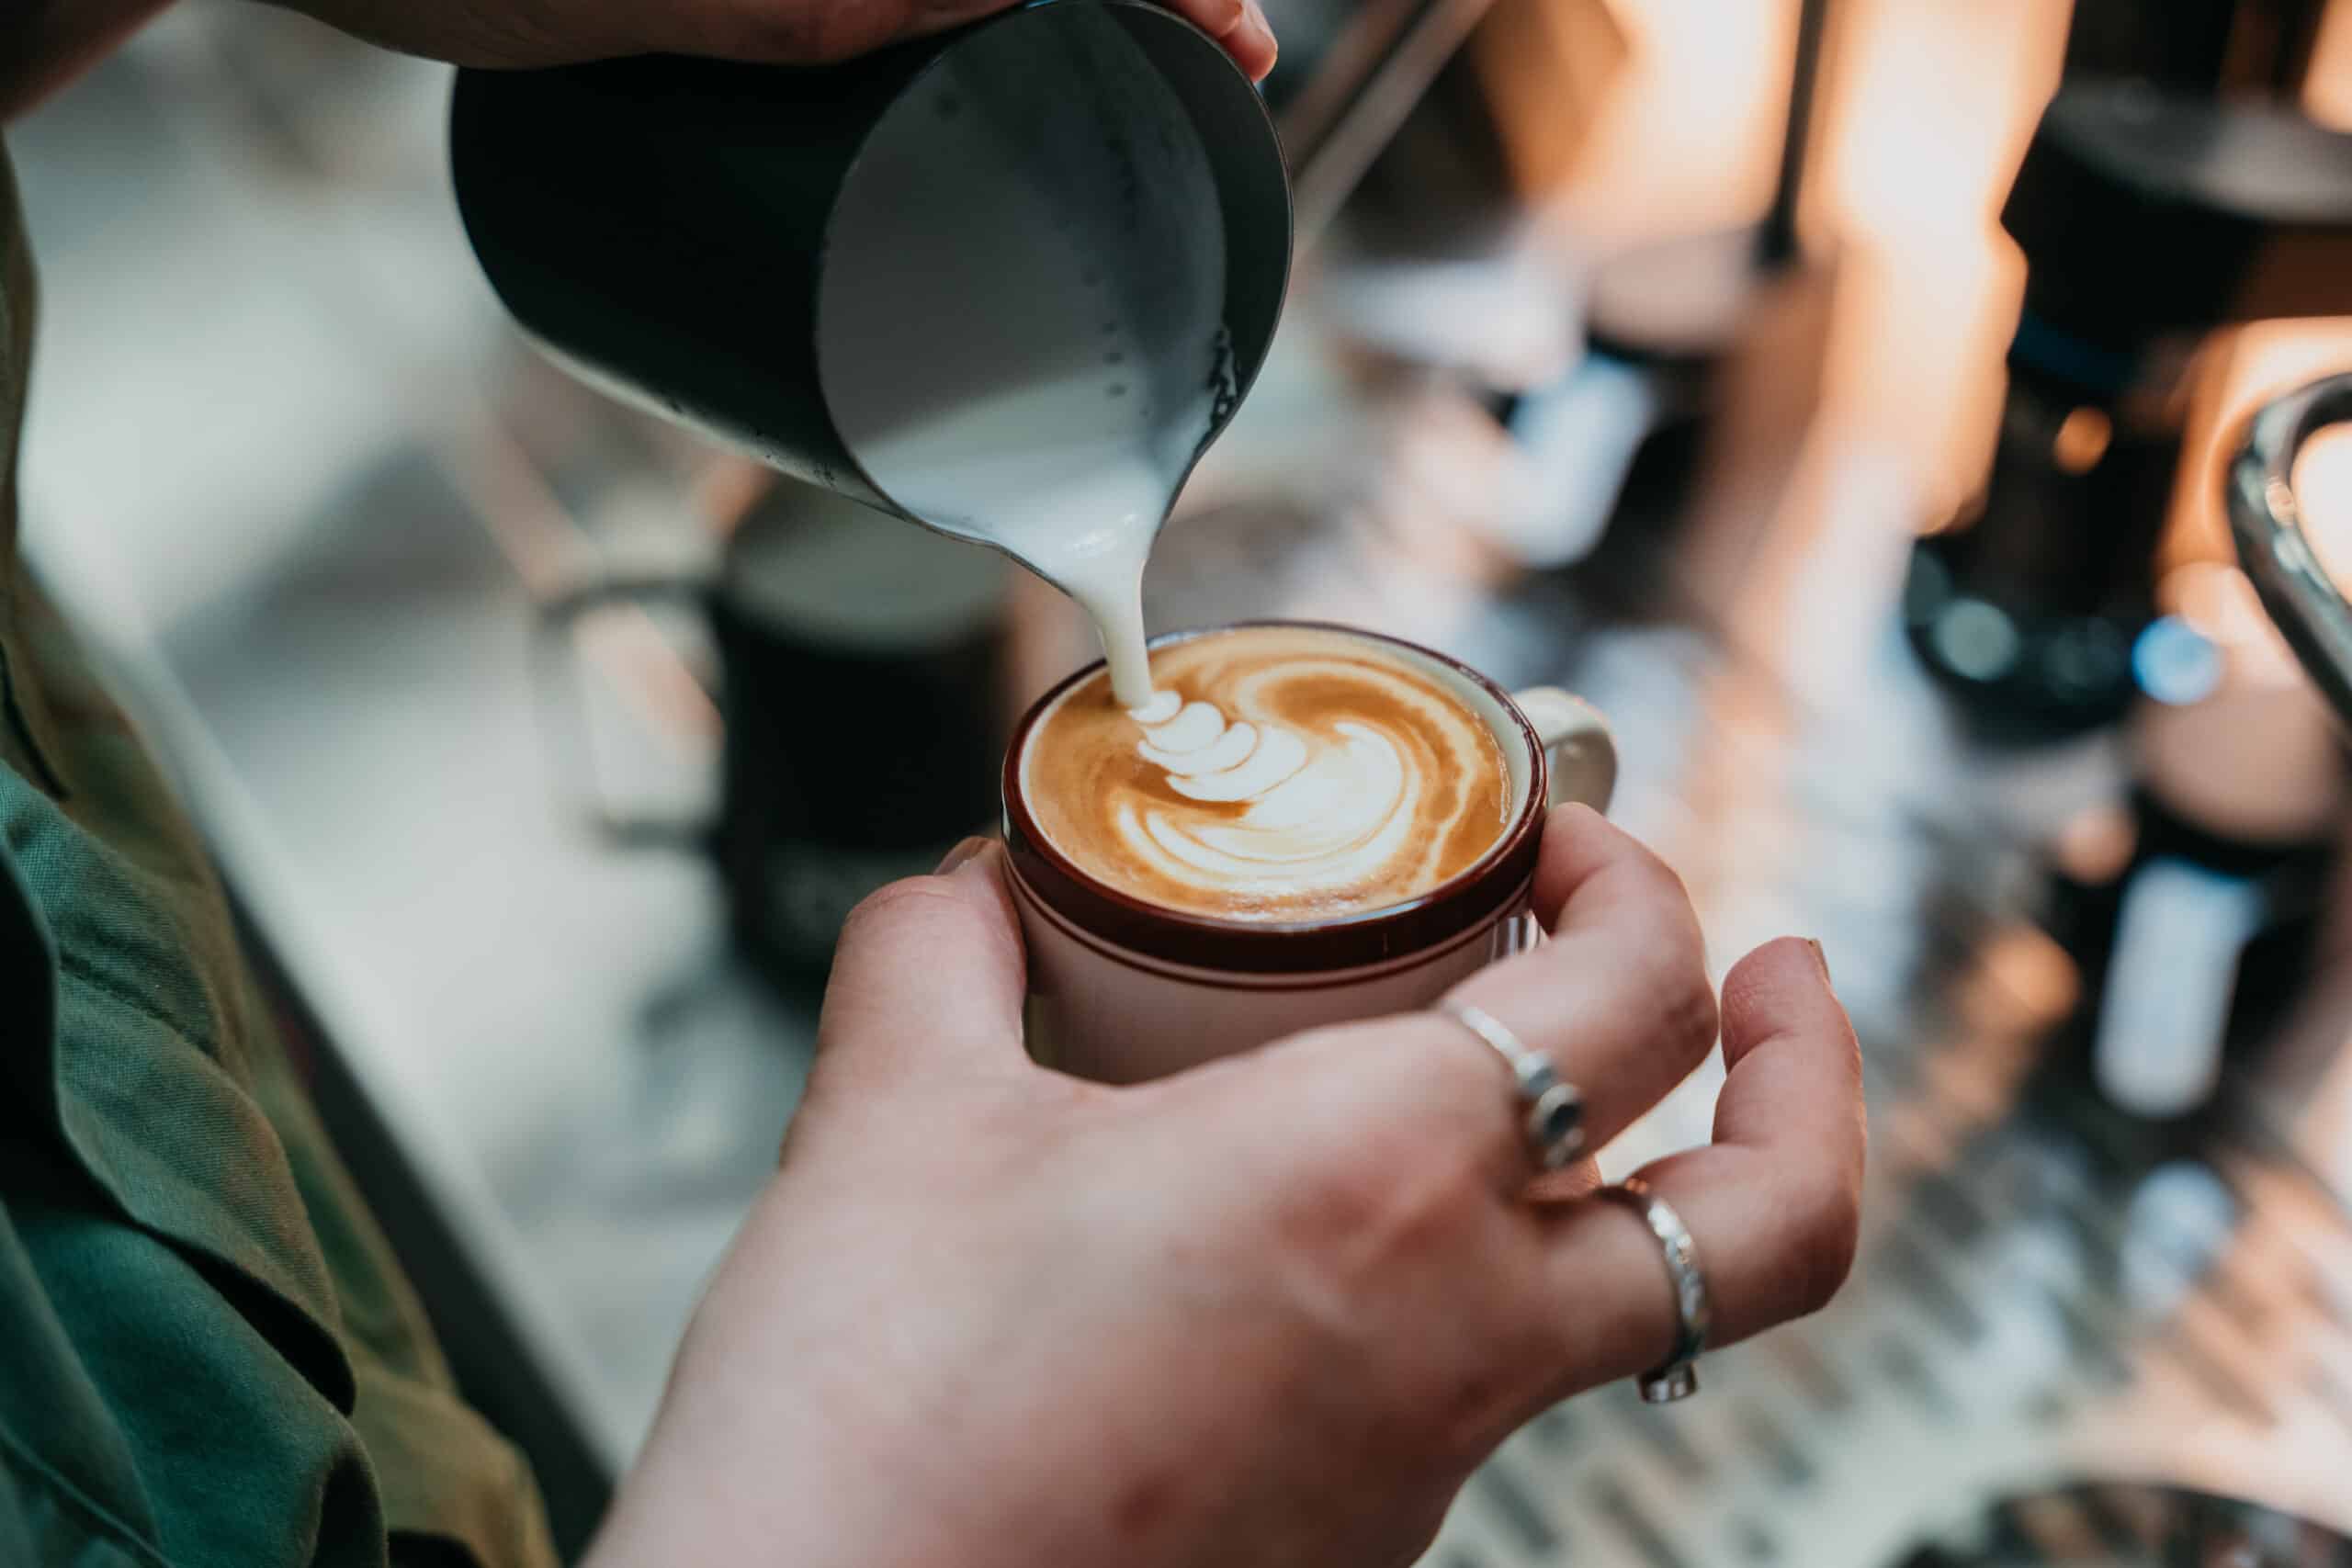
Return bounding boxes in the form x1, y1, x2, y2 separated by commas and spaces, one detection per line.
1239, 0, 1277, 65
1805, 938, 1831, 985
936, 835, 989, 875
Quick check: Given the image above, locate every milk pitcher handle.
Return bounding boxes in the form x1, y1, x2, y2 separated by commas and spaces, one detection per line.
1511, 686, 1618, 814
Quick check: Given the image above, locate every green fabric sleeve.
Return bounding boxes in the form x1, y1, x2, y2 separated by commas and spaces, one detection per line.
0, 134, 559, 1568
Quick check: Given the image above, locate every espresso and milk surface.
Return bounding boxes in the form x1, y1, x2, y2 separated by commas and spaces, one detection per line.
1027, 627, 1511, 919
812, 20, 1514, 918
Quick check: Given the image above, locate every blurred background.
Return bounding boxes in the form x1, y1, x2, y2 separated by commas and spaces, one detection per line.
17, 0, 2352, 1562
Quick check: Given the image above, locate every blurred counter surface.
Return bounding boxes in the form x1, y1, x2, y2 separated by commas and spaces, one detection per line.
17, 8, 2352, 1568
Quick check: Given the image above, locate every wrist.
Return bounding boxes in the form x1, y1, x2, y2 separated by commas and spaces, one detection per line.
587, 1359, 1025, 1568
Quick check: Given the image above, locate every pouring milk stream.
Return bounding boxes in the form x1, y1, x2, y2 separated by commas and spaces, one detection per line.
805, 10, 1449, 884
815, 17, 1237, 715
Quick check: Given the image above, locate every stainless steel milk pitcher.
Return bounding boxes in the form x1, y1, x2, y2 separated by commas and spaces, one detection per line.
448, 0, 1292, 532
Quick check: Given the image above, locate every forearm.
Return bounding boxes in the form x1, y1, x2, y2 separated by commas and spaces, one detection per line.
1, 0, 172, 119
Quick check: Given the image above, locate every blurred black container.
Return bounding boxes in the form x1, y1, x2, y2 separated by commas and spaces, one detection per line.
542, 483, 1010, 978
2063, 0, 2327, 96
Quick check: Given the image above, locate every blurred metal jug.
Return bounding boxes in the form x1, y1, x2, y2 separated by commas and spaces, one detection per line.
448, 0, 1292, 540
2228, 371, 2352, 725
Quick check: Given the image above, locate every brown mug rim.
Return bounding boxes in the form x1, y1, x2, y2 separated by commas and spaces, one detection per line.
1001, 621, 1550, 975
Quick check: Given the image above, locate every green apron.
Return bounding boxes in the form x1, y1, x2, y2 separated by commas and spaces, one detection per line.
0, 143, 558, 1568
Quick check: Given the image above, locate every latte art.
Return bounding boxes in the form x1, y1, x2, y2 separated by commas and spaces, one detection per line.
1024, 627, 1512, 919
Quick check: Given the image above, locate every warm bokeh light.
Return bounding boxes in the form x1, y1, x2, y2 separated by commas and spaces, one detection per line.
1531, 0, 2080, 529
2052, 802, 2138, 885
1546, 0, 1803, 250
2308, 0, 2352, 130
1808, 0, 2067, 243
1957, 924, 2082, 1052
2294, 420, 2352, 586
1464, 0, 1630, 197
1801, 0, 2073, 525
2052, 406, 2113, 474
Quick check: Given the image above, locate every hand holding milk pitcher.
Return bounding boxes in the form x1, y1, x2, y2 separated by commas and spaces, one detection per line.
456, 9, 1862, 1565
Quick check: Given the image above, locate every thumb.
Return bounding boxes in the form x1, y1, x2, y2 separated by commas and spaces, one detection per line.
817, 839, 1029, 1083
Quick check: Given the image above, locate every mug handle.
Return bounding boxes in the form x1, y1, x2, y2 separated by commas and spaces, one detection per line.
1510, 686, 1618, 814
534, 573, 718, 850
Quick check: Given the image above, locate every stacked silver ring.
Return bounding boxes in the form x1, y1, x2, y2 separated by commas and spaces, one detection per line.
1434, 998, 1587, 1172
1432, 998, 1713, 1403
1597, 1176, 1711, 1403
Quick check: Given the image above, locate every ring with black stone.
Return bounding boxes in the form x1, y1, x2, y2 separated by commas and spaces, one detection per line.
1433, 998, 1588, 1172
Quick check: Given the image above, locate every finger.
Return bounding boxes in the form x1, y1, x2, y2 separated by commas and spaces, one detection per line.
1514, 938, 1863, 1405
1529, 803, 1664, 926
1162, 0, 1279, 81
1228, 809, 1713, 1202
642, 0, 989, 66
1169, 1014, 1534, 1214
666, 0, 1275, 79
1438, 805, 1719, 1161
817, 838, 1030, 1081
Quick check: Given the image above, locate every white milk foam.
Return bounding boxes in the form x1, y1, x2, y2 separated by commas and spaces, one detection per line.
1021, 626, 1515, 916
1125, 696, 1417, 897
816, 9, 1231, 709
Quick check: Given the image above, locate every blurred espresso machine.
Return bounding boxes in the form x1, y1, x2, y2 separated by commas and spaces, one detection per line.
1905, 0, 2352, 740
1892, 0, 2352, 1126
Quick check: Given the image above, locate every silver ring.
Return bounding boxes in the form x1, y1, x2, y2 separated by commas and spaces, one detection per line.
1598, 1176, 1711, 1402
1433, 998, 1586, 1172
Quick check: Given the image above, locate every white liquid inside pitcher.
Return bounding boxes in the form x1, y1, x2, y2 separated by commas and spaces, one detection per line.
815, 6, 1232, 710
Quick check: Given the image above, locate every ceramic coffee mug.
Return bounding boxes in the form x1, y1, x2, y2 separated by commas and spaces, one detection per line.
1002, 622, 1617, 1083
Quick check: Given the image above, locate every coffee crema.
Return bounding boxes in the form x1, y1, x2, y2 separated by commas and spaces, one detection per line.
1023, 626, 1511, 920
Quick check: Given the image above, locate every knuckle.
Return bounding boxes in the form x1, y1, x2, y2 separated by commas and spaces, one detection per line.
1342, 1113, 1485, 1228
852, 873, 1024, 977
1622, 869, 1713, 1032
1604, 920, 1715, 1082
729, 2, 869, 62
1418, 1017, 1518, 1115
1547, 799, 1611, 849
1656, 950, 1720, 1073
838, 875, 977, 949
1786, 1170, 1861, 1317
1273, 1154, 1383, 1258
1272, 1152, 1396, 1281
1283, 1096, 1491, 1279
1612, 833, 1692, 912
1637, 849, 1693, 909
843, 875, 957, 927
1248, 1023, 1510, 1312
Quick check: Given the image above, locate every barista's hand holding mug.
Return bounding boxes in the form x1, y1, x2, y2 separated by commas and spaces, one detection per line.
592, 623, 1865, 1568
1008, 621, 1622, 1080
